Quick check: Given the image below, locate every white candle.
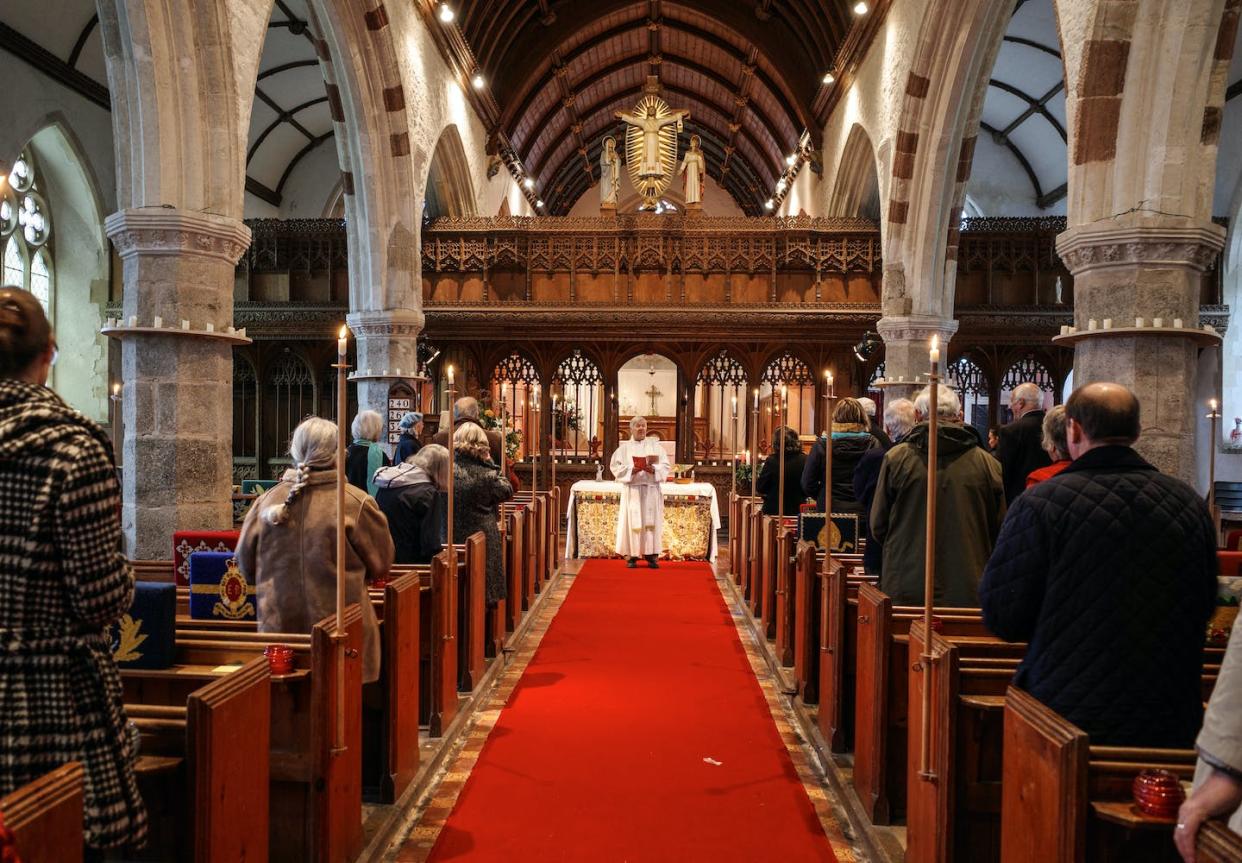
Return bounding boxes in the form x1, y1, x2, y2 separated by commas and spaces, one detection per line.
447, 364, 455, 385
1153, 317, 1164, 328
112, 383, 120, 398
153, 316, 163, 328
826, 370, 835, 397
181, 319, 189, 330
337, 326, 347, 359
1210, 398, 1219, 413
929, 335, 940, 365
1136, 317, 1145, 328
1060, 325, 1069, 336
1102, 318, 1112, 329
205, 322, 214, 333
1207, 324, 1218, 334
1088, 319, 1097, 330
128, 316, 137, 327
731, 395, 737, 416
1174, 318, 1183, 328
753, 388, 759, 411
238, 328, 246, 338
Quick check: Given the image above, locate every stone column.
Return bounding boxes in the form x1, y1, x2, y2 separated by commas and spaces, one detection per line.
105, 207, 250, 558
875, 315, 960, 402
1057, 215, 1224, 483
347, 309, 425, 452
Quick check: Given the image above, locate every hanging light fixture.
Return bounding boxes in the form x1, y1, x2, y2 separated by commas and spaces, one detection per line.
822, 72, 835, 85
853, 1, 869, 14
438, 4, 455, 23
523, 177, 535, 190
471, 71, 485, 89
853, 331, 882, 363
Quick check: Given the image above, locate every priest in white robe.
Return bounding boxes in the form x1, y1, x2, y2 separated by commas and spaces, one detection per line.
610, 416, 670, 568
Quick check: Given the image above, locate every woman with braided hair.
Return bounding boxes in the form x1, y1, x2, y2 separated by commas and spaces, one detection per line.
236, 416, 394, 683
0, 287, 147, 856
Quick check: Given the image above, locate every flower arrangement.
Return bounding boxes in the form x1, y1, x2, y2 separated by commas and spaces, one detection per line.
477, 403, 523, 461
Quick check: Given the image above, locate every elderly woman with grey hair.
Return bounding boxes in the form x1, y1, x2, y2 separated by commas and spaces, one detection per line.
346, 409, 389, 496
1024, 404, 1072, 488
237, 416, 394, 683
374, 443, 448, 565
452, 423, 514, 602
393, 411, 424, 464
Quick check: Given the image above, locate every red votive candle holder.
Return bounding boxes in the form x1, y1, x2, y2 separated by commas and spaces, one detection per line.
1132, 769, 1185, 818
264, 644, 294, 675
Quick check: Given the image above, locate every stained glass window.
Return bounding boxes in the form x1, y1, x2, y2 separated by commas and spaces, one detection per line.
2, 240, 23, 288
0, 148, 52, 316
29, 252, 49, 311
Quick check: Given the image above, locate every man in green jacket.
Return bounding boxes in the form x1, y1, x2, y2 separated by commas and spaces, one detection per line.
870, 385, 1005, 607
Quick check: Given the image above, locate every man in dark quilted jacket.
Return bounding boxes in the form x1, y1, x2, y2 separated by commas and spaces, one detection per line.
980, 382, 1217, 747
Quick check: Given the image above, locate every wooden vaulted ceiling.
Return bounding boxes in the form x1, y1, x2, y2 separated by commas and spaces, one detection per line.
454, 1, 858, 215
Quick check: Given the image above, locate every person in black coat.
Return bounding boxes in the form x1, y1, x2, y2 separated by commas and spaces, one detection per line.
373, 443, 447, 565
801, 398, 881, 514
393, 411, 423, 465
852, 398, 915, 575
857, 397, 892, 449
980, 383, 1217, 748
996, 382, 1051, 503
756, 426, 807, 516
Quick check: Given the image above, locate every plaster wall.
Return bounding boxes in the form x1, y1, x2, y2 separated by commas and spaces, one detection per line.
964, 134, 1067, 217
777, 165, 823, 218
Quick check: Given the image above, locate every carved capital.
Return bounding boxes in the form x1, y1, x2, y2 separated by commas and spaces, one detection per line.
1056, 220, 1224, 275
346, 308, 426, 340
875, 315, 959, 346
105, 208, 251, 265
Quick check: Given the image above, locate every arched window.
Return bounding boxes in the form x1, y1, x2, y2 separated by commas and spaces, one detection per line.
552, 351, 604, 461
1000, 356, 1056, 423
694, 350, 749, 463
947, 355, 991, 436
490, 351, 541, 461
760, 352, 815, 454
233, 358, 258, 473
0, 149, 52, 315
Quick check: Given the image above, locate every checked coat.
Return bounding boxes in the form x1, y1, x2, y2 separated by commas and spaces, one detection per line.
0, 380, 147, 850
980, 445, 1217, 747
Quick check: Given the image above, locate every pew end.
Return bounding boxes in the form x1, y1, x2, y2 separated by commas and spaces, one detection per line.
0, 763, 84, 863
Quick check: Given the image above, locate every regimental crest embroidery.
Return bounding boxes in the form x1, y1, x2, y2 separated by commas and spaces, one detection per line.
214, 558, 255, 620
113, 614, 147, 663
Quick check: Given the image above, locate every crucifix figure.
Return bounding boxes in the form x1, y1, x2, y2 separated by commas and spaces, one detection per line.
645, 383, 662, 416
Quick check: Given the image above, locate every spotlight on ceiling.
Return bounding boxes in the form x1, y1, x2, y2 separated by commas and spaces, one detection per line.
536, 199, 545, 208
786, 153, 797, 167
853, 1, 868, 14
776, 178, 787, 194
853, 331, 882, 363
523, 177, 535, 190
471, 72, 485, 89
822, 72, 835, 85
438, 4, 455, 23
764, 198, 774, 210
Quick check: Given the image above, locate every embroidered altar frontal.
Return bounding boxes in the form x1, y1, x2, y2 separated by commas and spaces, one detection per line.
189, 551, 257, 621
573, 491, 713, 560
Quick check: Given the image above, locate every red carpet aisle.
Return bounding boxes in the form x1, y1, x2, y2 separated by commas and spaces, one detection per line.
410, 560, 848, 862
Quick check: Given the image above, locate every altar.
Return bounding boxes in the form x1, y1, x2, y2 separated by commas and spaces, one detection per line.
565, 480, 721, 561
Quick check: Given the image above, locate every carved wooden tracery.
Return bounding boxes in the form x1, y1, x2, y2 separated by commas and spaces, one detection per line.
552, 350, 605, 458
693, 350, 749, 461
491, 351, 542, 460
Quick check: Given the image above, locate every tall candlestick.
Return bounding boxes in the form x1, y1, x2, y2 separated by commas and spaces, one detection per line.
919, 336, 940, 781
822, 370, 835, 570
778, 386, 788, 523
1208, 398, 1221, 533
110, 382, 122, 468
532, 388, 540, 497
750, 389, 760, 500
730, 396, 739, 498
498, 406, 507, 476
446, 375, 457, 573
550, 394, 558, 494
333, 324, 349, 752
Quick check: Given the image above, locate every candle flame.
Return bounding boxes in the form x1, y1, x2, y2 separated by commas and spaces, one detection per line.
112, 383, 120, 396
930, 334, 939, 350
338, 325, 348, 339
1210, 398, 1219, 411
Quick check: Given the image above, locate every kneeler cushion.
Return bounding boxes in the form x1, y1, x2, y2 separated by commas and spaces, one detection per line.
241, 479, 277, 496
111, 581, 176, 669
173, 529, 240, 585
188, 551, 256, 622
798, 510, 860, 554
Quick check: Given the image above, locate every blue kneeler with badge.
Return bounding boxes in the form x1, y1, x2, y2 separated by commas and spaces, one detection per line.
189, 551, 256, 621
111, 581, 176, 669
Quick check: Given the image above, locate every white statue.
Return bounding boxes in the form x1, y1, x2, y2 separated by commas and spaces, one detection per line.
599, 136, 621, 210
678, 134, 706, 208
616, 102, 688, 180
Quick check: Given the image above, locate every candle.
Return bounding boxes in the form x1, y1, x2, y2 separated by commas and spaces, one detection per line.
153, 316, 163, 328
112, 382, 120, 398
753, 387, 759, 411
929, 334, 940, 365
1087, 319, 1097, 331
1153, 317, 1164, 328
205, 322, 214, 333
1136, 317, 1145, 328
332, 322, 349, 751
337, 326, 347, 358
731, 395, 737, 415
1060, 325, 1069, 336
447, 364, 455, 385
1210, 398, 1219, 413
128, 316, 137, 327
1102, 318, 1112, 329
919, 331, 941, 781
1174, 318, 1183, 328
181, 319, 189, 330
826, 369, 835, 397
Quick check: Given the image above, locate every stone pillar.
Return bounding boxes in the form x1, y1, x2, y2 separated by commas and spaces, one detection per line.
105, 207, 250, 558
347, 309, 425, 451
875, 315, 960, 402
1057, 215, 1224, 483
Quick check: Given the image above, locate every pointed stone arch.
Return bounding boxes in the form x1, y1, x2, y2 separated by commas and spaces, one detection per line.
424, 125, 479, 220
828, 124, 881, 220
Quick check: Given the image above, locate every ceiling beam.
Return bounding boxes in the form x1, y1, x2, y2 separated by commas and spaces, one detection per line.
247, 96, 329, 163
0, 21, 109, 110
989, 79, 1066, 141
67, 14, 98, 69
1002, 35, 1061, 59
246, 175, 282, 207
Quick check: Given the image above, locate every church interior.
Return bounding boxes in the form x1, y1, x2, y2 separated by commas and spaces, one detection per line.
3, 0, 1242, 860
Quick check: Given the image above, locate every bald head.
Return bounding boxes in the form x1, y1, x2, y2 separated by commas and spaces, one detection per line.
1064, 382, 1140, 458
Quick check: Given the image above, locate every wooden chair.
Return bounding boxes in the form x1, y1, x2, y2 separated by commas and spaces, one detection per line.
0, 763, 84, 863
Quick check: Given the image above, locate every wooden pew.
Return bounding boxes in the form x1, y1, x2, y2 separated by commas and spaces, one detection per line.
1199, 821, 1242, 863
1002, 686, 1199, 863
500, 504, 526, 635
748, 503, 764, 607
854, 589, 1018, 825
370, 571, 421, 803
456, 533, 488, 691
127, 609, 365, 863
426, 551, 459, 736
793, 541, 821, 702
735, 497, 755, 590
772, 520, 800, 667
755, 516, 777, 630
0, 763, 83, 863
812, 560, 877, 748
125, 656, 271, 861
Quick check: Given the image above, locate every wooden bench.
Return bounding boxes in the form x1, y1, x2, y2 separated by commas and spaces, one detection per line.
0, 763, 83, 863
125, 609, 364, 863
814, 561, 878, 750
500, 503, 527, 637
124, 656, 270, 861
855, 590, 1018, 825
772, 519, 799, 666
1199, 821, 1242, 862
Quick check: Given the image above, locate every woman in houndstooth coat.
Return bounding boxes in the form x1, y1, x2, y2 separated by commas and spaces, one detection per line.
0, 289, 147, 853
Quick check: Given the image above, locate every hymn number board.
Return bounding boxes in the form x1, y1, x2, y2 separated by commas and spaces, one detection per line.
388, 397, 411, 444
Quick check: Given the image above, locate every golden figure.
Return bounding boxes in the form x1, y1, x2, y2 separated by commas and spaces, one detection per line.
616, 77, 689, 210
